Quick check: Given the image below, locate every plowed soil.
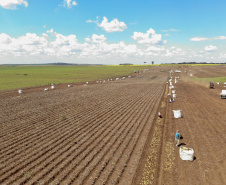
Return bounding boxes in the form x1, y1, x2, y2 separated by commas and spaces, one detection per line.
0, 65, 225, 185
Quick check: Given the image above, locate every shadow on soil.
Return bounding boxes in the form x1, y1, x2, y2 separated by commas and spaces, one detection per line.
178, 143, 186, 147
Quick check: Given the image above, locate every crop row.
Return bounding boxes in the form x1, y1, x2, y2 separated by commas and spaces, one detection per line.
0, 71, 168, 184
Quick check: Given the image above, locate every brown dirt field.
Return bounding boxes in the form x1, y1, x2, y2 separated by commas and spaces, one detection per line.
0, 65, 226, 185
135, 65, 226, 185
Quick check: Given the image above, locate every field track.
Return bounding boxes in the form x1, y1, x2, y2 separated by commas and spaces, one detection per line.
155, 66, 226, 185
0, 65, 226, 185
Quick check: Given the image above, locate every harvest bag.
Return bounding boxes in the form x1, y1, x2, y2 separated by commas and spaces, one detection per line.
179, 147, 194, 161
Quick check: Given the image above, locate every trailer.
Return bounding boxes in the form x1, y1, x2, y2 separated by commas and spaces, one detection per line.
220, 90, 226, 99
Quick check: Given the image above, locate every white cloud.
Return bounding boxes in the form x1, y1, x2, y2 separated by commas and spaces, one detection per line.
63, 0, 77, 8
91, 34, 106, 43
0, 30, 174, 64
170, 47, 184, 55
47, 28, 54, 33
72, 1, 77, 5
0, 0, 28, 9
0, 31, 143, 63
98, 17, 127, 33
86, 20, 93, 23
132, 28, 167, 45
51, 34, 78, 47
164, 49, 174, 57
146, 46, 163, 52
204, 45, 217, 52
0, 33, 48, 57
220, 53, 226, 59
17, 33, 47, 46
85, 37, 91, 42
214, 36, 226, 40
161, 29, 179, 32
190, 36, 226, 41
190, 37, 210, 41
169, 29, 179, 32
0, 33, 12, 44
1, 29, 225, 64
144, 45, 185, 58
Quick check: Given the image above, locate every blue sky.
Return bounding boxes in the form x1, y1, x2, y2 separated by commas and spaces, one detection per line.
0, 0, 226, 64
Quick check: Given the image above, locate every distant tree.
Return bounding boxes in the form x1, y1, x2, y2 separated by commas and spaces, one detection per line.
152, 61, 154, 65
144, 61, 146, 64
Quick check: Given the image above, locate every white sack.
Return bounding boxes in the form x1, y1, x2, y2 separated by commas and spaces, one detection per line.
179, 147, 194, 161
173, 110, 181, 118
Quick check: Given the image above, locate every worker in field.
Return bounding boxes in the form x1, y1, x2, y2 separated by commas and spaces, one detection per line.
175, 130, 180, 146
169, 96, 174, 103
158, 112, 162, 118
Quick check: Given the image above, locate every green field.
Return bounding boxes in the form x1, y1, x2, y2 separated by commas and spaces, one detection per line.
193, 76, 226, 83
0, 65, 148, 91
